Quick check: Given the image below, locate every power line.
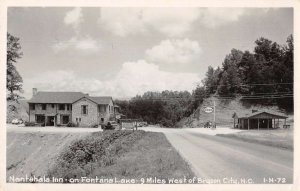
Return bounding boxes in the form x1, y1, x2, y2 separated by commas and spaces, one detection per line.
131, 94, 293, 101
204, 82, 293, 87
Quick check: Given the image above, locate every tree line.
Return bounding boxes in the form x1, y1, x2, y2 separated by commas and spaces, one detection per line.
115, 90, 205, 127
202, 35, 293, 111
116, 35, 293, 127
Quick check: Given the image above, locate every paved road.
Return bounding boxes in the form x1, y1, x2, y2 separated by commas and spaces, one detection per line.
140, 127, 293, 184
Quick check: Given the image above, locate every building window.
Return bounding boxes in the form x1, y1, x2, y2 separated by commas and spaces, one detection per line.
30, 104, 35, 110
101, 118, 104, 122
51, 104, 55, 108
98, 105, 106, 112
67, 104, 70, 111
81, 105, 88, 115
99, 105, 106, 113
59, 104, 65, 110
42, 104, 46, 110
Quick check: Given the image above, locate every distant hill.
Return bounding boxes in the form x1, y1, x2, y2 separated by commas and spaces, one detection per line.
7, 99, 29, 123
178, 97, 293, 128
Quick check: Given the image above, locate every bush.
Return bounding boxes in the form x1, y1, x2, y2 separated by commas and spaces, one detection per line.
24, 121, 37, 127
67, 122, 77, 127
48, 130, 146, 181
90, 123, 99, 128
159, 118, 174, 127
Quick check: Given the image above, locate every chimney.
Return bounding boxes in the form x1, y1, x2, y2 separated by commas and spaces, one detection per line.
32, 88, 37, 97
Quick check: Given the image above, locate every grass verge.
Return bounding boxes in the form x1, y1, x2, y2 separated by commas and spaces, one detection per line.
217, 128, 293, 150
47, 130, 194, 183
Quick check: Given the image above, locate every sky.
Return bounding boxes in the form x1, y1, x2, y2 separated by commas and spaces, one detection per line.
7, 7, 293, 99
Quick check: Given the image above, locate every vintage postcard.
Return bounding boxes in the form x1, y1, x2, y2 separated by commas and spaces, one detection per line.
1, 0, 299, 191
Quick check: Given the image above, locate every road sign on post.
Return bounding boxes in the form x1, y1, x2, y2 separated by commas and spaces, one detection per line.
203, 106, 214, 113
213, 100, 216, 129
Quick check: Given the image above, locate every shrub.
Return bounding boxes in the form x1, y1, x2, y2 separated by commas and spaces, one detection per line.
67, 122, 77, 127
90, 123, 99, 128
24, 121, 36, 127
47, 130, 146, 181
159, 118, 174, 127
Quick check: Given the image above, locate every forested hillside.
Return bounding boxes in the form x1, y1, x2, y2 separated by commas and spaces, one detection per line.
117, 35, 293, 127
202, 35, 293, 111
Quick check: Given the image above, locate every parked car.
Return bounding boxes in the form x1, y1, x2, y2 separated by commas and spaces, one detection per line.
11, 118, 23, 125
204, 121, 212, 128
137, 121, 148, 127
101, 121, 120, 130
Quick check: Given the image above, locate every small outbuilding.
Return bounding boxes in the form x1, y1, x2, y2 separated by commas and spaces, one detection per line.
232, 110, 288, 130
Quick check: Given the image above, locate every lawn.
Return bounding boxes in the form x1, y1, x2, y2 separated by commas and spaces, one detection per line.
217, 128, 293, 150
47, 130, 194, 183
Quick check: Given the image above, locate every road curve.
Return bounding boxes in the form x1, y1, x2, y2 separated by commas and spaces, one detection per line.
141, 127, 293, 184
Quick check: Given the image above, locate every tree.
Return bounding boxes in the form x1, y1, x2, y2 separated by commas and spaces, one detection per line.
218, 71, 230, 95
203, 66, 221, 95
7, 33, 23, 103
218, 49, 243, 95
276, 34, 293, 111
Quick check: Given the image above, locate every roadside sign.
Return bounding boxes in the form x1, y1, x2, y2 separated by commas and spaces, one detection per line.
121, 122, 135, 129
203, 106, 214, 113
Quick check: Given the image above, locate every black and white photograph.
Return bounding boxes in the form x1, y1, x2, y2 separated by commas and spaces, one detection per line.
2, 1, 299, 190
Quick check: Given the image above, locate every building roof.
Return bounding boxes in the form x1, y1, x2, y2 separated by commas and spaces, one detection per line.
28, 92, 86, 104
28, 92, 112, 105
233, 110, 288, 119
89, 96, 113, 105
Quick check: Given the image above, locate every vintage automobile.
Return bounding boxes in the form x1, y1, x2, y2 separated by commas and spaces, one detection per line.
101, 121, 120, 130
204, 121, 212, 128
11, 118, 23, 125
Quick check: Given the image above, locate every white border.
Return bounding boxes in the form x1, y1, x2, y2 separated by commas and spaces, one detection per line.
0, 1, 299, 191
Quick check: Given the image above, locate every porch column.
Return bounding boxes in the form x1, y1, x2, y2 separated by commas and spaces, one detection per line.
242, 119, 244, 129
248, 118, 250, 130
258, 119, 260, 131
284, 118, 286, 128
29, 106, 31, 122
234, 118, 236, 129
267, 119, 269, 130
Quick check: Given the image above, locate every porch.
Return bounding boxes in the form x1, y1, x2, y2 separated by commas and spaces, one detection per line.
233, 110, 288, 130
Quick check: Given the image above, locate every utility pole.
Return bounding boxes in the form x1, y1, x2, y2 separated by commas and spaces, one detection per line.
213, 100, 216, 128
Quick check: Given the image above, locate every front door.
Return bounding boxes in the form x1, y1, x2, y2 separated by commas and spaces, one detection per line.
47, 116, 55, 126
62, 115, 70, 125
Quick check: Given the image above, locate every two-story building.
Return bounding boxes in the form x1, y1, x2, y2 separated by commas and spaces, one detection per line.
27, 88, 116, 127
